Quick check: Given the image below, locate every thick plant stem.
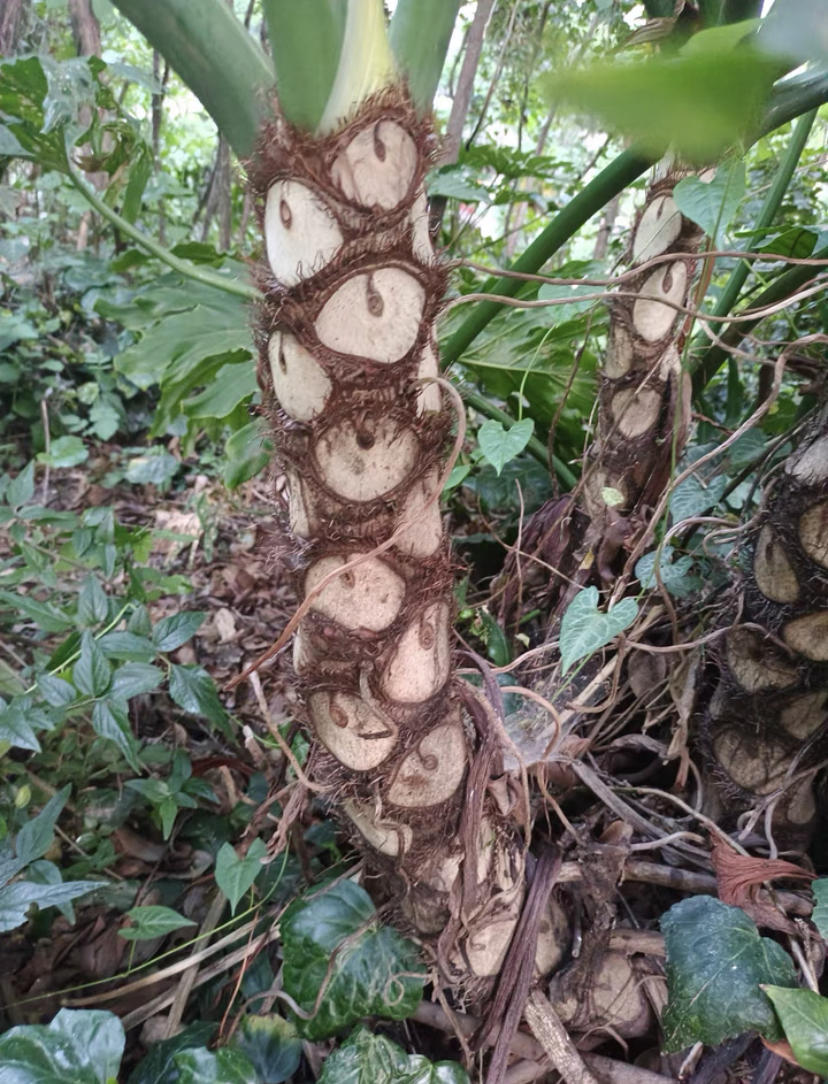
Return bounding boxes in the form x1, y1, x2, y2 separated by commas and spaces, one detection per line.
700, 414, 828, 846
248, 89, 566, 988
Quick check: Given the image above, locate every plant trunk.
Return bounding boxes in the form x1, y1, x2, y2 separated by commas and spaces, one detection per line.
248, 89, 565, 989
700, 418, 828, 846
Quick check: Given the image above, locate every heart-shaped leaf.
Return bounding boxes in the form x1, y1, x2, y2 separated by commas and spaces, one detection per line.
559, 586, 638, 675
763, 985, 828, 1076
215, 838, 266, 914
477, 418, 534, 476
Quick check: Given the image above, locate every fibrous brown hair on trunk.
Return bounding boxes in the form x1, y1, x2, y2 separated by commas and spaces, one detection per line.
699, 421, 828, 845
247, 88, 566, 990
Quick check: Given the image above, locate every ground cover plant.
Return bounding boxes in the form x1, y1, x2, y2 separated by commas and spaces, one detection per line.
1, 0, 827, 1080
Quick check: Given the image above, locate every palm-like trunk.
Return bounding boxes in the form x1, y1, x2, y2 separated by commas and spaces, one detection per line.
248, 89, 565, 987
701, 420, 828, 844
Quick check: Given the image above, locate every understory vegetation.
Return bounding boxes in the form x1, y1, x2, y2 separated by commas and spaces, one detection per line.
1, 1, 827, 1081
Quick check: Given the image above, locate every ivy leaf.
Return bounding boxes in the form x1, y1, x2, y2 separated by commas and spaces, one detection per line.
231, 1014, 302, 1084
171, 1046, 256, 1084
0, 1008, 125, 1084
673, 160, 745, 243
477, 418, 534, 476
762, 986, 828, 1076
72, 631, 111, 697
661, 895, 798, 1051
152, 611, 206, 653
169, 664, 228, 728
215, 838, 267, 914
126, 1022, 215, 1084
559, 586, 638, 675
812, 879, 828, 940
318, 1026, 470, 1084
281, 880, 423, 1040
118, 904, 196, 942
14, 785, 71, 867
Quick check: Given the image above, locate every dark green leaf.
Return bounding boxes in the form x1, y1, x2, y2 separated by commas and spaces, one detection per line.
318, 1026, 470, 1084
124, 451, 180, 487
0, 1008, 124, 1084
0, 590, 75, 633
168, 664, 227, 727
15, 786, 71, 866
127, 1022, 215, 1084
152, 612, 206, 652
98, 631, 157, 662
559, 587, 638, 675
281, 881, 423, 1040
119, 904, 196, 942
0, 700, 42, 753
91, 700, 140, 771
171, 1046, 256, 1084
762, 986, 828, 1076
661, 895, 798, 1051
215, 838, 266, 914
73, 632, 112, 697
232, 1014, 302, 1084
109, 662, 163, 700
635, 551, 700, 598
182, 362, 257, 420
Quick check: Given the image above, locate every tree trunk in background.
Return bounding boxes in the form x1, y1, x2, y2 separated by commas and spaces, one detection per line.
700, 419, 828, 847
68, 0, 101, 58
248, 88, 566, 992
0, 0, 25, 55
592, 193, 620, 260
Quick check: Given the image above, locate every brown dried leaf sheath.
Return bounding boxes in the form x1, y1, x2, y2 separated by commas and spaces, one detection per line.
247, 89, 535, 984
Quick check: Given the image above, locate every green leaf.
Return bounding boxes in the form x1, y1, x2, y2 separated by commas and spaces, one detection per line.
6, 461, 35, 509
0, 700, 42, 753
72, 631, 112, 697
91, 700, 140, 771
14, 786, 71, 866
124, 451, 180, 487
37, 435, 89, 469
763, 986, 828, 1076
231, 1014, 302, 1084
318, 1026, 470, 1084
37, 674, 77, 706
126, 1022, 215, 1084
109, 662, 163, 700
119, 904, 196, 942
635, 551, 700, 598
171, 1047, 256, 1084
0, 1008, 124, 1084
389, 0, 460, 113
477, 418, 534, 476
98, 631, 157, 663
168, 664, 228, 728
77, 577, 109, 627
223, 422, 270, 489
0, 879, 101, 933
152, 611, 206, 653
812, 879, 828, 940
281, 880, 423, 1040
543, 47, 779, 162
0, 589, 75, 633
673, 160, 746, 242
661, 895, 798, 1051
559, 586, 638, 675
182, 362, 257, 421
215, 838, 267, 914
